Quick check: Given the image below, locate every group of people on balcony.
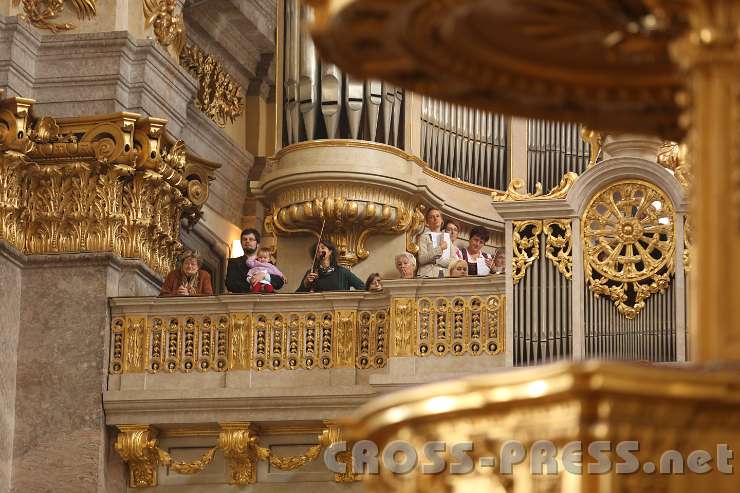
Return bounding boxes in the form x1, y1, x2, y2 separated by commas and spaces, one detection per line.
159, 208, 504, 297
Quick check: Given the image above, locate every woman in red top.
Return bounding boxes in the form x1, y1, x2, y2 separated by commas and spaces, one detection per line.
159, 250, 214, 297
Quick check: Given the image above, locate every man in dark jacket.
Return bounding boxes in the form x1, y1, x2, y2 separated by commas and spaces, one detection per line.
226, 228, 285, 292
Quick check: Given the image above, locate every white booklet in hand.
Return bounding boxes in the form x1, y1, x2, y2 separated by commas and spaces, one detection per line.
476, 256, 491, 275
429, 232, 451, 261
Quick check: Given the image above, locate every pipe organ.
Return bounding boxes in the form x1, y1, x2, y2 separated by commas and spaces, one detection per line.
494, 137, 689, 366
282, 0, 403, 146
527, 119, 593, 194
419, 96, 509, 190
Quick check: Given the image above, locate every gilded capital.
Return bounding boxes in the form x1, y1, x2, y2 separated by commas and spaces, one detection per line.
0, 93, 219, 276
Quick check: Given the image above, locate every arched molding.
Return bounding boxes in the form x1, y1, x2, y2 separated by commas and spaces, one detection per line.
568, 157, 688, 215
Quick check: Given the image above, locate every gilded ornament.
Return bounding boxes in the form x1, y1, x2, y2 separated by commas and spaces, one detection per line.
270, 184, 419, 267
512, 220, 543, 285
12, 0, 96, 32
0, 94, 219, 277
321, 422, 357, 482
657, 141, 692, 191
305, 0, 686, 140
218, 422, 258, 485
143, 0, 186, 58
114, 425, 159, 488
405, 203, 426, 256
543, 219, 573, 280
179, 44, 245, 128
156, 447, 217, 475
583, 180, 675, 319
581, 127, 604, 168
391, 298, 415, 357
492, 172, 578, 202
110, 291, 504, 375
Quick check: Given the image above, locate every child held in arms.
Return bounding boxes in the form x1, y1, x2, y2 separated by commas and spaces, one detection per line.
246, 247, 285, 293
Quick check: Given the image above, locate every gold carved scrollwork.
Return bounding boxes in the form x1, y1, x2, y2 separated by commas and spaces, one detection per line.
12, 0, 96, 32
0, 94, 219, 276
405, 203, 426, 255
581, 127, 604, 169
657, 141, 692, 191
321, 422, 358, 482
179, 44, 245, 128
583, 180, 675, 319
143, 0, 186, 58
116, 421, 353, 488
543, 219, 573, 280
512, 220, 543, 285
218, 422, 258, 485
492, 172, 578, 202
270, 184, 420, 267
114, 425, 159, 488
391, 298, 416, 357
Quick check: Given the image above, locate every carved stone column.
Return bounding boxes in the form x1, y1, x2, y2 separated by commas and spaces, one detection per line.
0, 90, 218, 492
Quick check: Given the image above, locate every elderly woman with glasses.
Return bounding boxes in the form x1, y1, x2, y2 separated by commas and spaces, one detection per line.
159, 250, 214, 297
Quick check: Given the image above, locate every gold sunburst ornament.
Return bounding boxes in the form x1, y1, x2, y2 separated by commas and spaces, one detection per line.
583, 180, 675, 319
12, 0, 96, 32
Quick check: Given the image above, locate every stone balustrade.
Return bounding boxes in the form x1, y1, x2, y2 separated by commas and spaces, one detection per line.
109, 276, 506, 378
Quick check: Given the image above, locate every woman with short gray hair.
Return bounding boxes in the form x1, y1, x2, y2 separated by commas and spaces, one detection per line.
395, 252, 417, 279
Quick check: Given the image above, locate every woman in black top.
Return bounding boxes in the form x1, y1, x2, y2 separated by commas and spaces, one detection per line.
296, 240, 365, 292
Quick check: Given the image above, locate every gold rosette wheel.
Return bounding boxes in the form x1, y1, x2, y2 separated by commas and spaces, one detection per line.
583, 180, 675, 318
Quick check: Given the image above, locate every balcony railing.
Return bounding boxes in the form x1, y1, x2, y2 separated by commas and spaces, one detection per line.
109, 277, 506, 376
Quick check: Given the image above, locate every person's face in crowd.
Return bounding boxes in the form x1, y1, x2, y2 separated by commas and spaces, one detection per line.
396, 256, 415, 278
368, 276, 383, 291
241, 233, 258, 255
256, 251, 271, 263
316, 243, 332, 262
445, 222, 459, 242
450, 262, 468, 278
494, 251, 505, 271
182, 257, 199, 276
426, 209, 443, 232
468, 234, 485, 254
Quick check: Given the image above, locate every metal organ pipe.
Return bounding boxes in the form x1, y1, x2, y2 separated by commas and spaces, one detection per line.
283, 1, 404, 146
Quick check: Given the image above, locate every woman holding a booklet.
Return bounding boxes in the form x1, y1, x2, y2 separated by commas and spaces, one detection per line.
417, 208, 453, 278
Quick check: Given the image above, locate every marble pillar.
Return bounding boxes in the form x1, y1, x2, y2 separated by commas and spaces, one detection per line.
0, 243, 21, 493
1, 248, 158, 493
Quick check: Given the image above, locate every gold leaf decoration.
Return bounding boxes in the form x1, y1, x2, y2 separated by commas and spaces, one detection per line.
492, 172, 578, 202
583, 179, 675, 319
657, 141, 691, 191
512, 220, 543, 284
12, 0, 96, 32
179, 44, 245, 127
0, 94, 219, 277
143, 0, 186, 58
543, 219, 573, 279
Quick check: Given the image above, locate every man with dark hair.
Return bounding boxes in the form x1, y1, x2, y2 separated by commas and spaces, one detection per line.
226, 228, 285, 293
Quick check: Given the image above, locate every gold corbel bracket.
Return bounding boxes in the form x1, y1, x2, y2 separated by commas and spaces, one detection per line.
114, 425, 160, 488
320, 421, 358, 482
218, 422, 258, 485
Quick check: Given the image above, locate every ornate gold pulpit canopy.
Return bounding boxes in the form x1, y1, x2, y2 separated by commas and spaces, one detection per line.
307, 0, 687, 140
304, 1, 740, 491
